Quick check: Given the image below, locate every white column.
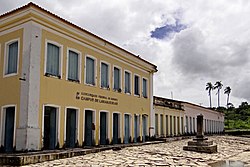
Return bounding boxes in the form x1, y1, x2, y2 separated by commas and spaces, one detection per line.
149, 72, 154, 137
16, 21, 41, 151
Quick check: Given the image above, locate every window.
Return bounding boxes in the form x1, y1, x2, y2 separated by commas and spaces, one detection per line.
134, 75, 140, 96
113, 67, 121, 91
85, 56, 95, 85
67, 50, 80, 82
142, 78, 148, 98
5, 40, 19, 76
46, 42, 61, 78
101, 62, 109, 88
124, 71, 131, 94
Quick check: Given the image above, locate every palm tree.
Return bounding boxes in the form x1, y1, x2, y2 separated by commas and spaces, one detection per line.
205, 82, 214, 108
224, 86, 231, 108
214, 81, 223, 107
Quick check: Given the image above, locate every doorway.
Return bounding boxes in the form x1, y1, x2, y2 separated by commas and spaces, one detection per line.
160, 114, 164, 137
166, 115, 169, 136
43, 106, 57, 150
124, 114, 130, 144
100, 112, 108, 145
170, 116, 173, 136
113, 113, 119, 144
142, 115, 147, 142
155, 114, 158, 137
4, 107, 15, 152
84, 110, 94, 146
134, 114, 139, 142
66, 108, 77, 148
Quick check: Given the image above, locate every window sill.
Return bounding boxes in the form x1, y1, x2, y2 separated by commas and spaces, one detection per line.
125, 92, 131, 95
44, 73, 61, 79
113, 88, 122, 93
3, 73, 18, 78
67, 79, 80, 83
101, 86, 110, 90
85, 83, 96, 87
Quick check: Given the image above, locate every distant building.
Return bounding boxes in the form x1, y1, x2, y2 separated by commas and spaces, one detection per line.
0, 3, 157, 152
183, 102, 224, 135
153, 96, 224, 137
153, 96, 185, 137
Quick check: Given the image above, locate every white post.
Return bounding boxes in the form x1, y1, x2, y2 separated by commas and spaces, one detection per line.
16, 21, 41, 151
149, 72, 154, 137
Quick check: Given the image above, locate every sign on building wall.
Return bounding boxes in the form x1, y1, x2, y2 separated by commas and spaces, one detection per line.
76, 92, 118, 105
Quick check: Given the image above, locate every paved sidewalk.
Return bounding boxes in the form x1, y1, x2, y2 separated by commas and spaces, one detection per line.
22, 136, 250, 167
0, 141, 165, 166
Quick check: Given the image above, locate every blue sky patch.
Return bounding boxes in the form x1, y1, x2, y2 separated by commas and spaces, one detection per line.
151, 20, 187, 39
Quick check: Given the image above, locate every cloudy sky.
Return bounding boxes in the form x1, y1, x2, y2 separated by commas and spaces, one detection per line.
1, 0, 250, 108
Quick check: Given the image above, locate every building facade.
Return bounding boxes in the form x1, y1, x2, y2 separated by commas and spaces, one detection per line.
153, 96, 224, 138
0, 3, 157, 152
154, 96, 185, 137
183, 102, 224, 135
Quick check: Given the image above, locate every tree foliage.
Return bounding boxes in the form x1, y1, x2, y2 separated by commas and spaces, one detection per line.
205, 82, 214, 108
224, 86, 231, 108
214, 81, 223, 107
222, 102, 250, 129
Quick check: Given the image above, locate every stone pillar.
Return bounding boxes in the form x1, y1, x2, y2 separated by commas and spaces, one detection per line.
196, 114, 204, 138
16, 22, 41, 151
149, 72, 154, 137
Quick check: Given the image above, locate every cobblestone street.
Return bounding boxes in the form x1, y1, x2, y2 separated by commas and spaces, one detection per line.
23, 136, 250, 167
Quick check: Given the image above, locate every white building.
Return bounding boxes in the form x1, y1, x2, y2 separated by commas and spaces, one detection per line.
153, 96, 224, 137
183, 102, 224, 135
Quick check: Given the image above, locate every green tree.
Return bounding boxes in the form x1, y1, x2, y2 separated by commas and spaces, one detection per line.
214, 81, 223, 107
223, 101, 250, 130
224, 86, 231, 108
205, 82, 214, 108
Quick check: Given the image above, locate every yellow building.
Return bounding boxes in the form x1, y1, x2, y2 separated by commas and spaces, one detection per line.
153, 96, 185, 137
153, 96, 224, 138
0, 3, 157, 152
